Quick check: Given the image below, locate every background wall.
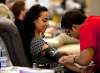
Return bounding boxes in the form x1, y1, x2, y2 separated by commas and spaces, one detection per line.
86, 0, 100, 15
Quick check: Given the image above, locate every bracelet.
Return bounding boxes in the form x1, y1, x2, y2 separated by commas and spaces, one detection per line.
73, 56, 87, 69
73, 55, 77, 63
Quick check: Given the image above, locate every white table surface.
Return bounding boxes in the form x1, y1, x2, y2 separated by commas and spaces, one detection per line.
0, 66, 54, 73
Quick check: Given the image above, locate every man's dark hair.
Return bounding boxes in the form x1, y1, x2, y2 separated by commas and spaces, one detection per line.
61, 9, 87, 29
0, 0, 6, 3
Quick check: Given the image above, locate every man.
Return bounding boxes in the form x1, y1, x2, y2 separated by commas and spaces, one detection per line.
58, 9, 100, 73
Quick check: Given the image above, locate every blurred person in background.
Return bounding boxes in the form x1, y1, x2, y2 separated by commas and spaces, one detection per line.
0, 0, 15, 68
11, 0, 26, 36
0, 3, 10, 18
0, 0, 14, 9
58, 9, 100, 73
0, 4, 12, 68
0, 0, 14, 21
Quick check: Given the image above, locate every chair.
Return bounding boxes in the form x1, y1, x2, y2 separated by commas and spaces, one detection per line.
0, 17, 32, 67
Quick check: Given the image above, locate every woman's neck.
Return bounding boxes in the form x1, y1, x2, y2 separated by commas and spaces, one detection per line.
34, 30, 42, 38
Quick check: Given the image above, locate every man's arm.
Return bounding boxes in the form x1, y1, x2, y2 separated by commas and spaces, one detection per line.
75, 48, 94, 66
58, 48, 94, 73
58, 48, 94, 72
59, 48, 94, 65
63, 63, 86, 73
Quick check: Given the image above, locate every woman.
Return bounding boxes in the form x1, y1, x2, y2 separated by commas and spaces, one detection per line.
22, 4, 58, 69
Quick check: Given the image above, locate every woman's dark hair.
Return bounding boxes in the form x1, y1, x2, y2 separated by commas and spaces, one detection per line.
11, 0, 25, 18
22, 5, 48, 64
61, 9, 86, 29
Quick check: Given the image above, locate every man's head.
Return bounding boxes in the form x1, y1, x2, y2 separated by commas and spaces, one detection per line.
61, 9, 86, 39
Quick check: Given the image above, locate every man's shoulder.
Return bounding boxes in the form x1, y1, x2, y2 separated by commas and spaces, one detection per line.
87, 16, 100, 21
82, 16, 100, 27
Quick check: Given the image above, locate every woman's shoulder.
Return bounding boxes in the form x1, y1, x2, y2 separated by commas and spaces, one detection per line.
31, 37, 45, 43
30, 37, 45, 50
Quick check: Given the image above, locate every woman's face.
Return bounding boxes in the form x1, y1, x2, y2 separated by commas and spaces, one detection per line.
34, 11, 48, 33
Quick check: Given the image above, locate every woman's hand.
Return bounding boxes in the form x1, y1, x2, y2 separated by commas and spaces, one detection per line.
41, 43, 49, 56
42, 43, 49, 50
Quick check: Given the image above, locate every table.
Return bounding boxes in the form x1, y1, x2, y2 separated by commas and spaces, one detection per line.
1, 66, 54, 73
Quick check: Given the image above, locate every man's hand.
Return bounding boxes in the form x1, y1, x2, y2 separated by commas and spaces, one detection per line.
58, 55, 75, 64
